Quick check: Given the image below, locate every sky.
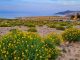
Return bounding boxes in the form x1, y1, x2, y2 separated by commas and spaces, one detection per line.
0, 0, 80, 18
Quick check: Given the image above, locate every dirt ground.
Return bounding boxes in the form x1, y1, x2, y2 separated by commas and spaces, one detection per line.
0, 25, 63, 36
57, 42, 80, 60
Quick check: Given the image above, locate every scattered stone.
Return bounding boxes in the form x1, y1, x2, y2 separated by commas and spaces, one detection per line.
62, 48, 67, 53
75, 58, 78, 60
69, 58, 74, 60
75, 54, 80, 57
68, 48, 71, 52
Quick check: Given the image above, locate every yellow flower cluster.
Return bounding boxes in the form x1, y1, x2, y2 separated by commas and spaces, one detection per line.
62, 28, 80, 42
44, 32, 63, 46
0, 30, 61, 60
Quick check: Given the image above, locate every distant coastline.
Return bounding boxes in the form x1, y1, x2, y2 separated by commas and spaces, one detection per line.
0, 10, 79, 19
0, 14, 65, 19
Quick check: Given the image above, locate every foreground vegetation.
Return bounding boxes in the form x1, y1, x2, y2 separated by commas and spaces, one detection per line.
0, 18, 80, 60
0, 28, 80, 60
0, 18, 80, 29
0, 29, 61, 60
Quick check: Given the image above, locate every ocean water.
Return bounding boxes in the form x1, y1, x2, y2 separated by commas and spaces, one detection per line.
0, 13, 54, 19
0, 10, 64, 19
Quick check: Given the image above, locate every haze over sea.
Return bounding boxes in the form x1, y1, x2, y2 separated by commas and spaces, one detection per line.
0, 0, 80, 18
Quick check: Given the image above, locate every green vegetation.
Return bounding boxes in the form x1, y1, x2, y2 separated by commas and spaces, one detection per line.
27, 27, 37, 32
0, 18, 80, 60
47, 24, 56, 28
56, 25, 65, 30
59, 22, 69, 26
24, 23, 36, 27
0, 19, 78, 28
0, 30, 61, 60
62, 28, 80, 42
66, 25, 74, 29
44, 32, 62, 46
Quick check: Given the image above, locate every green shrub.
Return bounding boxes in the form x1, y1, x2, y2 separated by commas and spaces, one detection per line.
66, 25, 74, 29
44, 32, 62, 59
44, 32, 63, 46
59, 22, 68, 26
0, 23, 11, 27
47, 24, 56, 28
56, 26, 65, 30
0, 30, 60, 60
38, 24, 43, 27
62, 28, 80, 42
27, 27, 37, 32
24, 23, 36, 27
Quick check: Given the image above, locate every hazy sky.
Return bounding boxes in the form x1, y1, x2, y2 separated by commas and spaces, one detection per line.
0, 0, 80, 18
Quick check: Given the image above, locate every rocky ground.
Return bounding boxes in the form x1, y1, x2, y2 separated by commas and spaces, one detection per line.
57, 42, 80, 60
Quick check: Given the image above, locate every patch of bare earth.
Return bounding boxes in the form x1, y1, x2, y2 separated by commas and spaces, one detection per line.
0, 26, 28, 36
1, 25, 80, 36
36, 25, 63, 37
0, 27, 13, 35
57, 42, 80, 60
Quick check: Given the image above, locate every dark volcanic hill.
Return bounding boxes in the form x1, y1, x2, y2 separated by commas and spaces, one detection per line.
55, 10, 80, 15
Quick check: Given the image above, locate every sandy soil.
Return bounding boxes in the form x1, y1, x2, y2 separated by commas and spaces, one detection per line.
0, 26, 63, 36
0, 26, 29, 36
36, 25, 63, 37
57, 42, 80, 60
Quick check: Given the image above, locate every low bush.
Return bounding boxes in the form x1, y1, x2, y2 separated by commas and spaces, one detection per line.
62, 28, 80, 42
44, 32, 63, 46
66, 25, 74, 29
38, 24, 43, 27
56, 26, 65, 30
27, 27, 37, 32
0, 30, 60, 60
44, 32, 62, 59
47, 24, 56, 28
24, 23, 36, 27
0, 23, 11, 27
59, 22, 68, 26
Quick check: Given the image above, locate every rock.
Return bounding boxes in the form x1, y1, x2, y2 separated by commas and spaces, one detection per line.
75, 54, 80, 57
75, 58, 78, 60
68, 48, 71, 53
69, 58, 74, 60
62, 48, 67, 53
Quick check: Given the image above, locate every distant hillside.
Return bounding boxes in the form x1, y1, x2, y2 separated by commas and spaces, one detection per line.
55, 10, 80, 15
